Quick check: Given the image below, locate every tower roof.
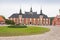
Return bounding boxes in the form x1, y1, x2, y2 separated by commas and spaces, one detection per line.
40, 9, 48, 18
30, 7, 33, 12
40, 9, 43, 15
19, 8, 22, 15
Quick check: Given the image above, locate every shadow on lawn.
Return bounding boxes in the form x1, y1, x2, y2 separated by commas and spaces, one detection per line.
8, 25, 27, 28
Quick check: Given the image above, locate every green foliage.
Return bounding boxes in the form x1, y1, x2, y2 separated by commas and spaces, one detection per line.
5, 19, 15, 25
8, 25, 27, 28
1, 16, 6, 20
49, 17, 54, 25
0, 16, 15, 25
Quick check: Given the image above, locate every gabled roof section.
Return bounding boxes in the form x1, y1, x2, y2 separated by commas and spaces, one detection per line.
40, 13, 48, 18
39, 9, 48, 18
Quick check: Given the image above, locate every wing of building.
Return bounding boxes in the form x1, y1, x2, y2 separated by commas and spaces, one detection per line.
52, 15, 60, 25
9, 7, 50, 25
52, 9, 60, 25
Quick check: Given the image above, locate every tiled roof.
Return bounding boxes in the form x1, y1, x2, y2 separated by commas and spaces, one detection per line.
0, 16, 5, 22
9, 13, 19, 18
9, 11, 48, 18
22, 12, 39, 18
9, 8, 49, 18
40, 13, 48, 18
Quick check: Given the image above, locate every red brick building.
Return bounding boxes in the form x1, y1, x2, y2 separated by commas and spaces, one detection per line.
0, 16, 5, 24
52, 15, 60, 25
52, 9, 60, 25
9, 8, 50, 25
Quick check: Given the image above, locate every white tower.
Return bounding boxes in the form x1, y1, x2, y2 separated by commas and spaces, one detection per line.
19, 8, 22, 24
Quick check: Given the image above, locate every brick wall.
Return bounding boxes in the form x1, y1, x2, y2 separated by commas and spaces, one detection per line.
9, 17, 50, 25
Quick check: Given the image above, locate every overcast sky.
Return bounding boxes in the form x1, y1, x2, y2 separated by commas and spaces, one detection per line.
0, 0, 60, 18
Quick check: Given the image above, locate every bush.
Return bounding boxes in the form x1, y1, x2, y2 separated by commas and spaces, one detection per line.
5, 19, 15, 25
8, 25, 27, 28
49, 17, 54, 25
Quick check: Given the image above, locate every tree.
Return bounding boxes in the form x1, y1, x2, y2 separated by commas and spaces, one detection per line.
49, 17, 54, 25
5, 19, 15, 25
0, 16, 15, 25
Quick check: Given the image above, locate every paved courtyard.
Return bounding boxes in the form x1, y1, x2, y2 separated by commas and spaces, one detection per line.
0, 26, 60, 40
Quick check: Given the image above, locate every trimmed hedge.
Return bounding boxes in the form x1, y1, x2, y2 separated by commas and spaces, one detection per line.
8, 25, 27, 28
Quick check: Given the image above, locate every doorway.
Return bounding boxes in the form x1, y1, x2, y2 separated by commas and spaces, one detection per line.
30, 22, 32, 24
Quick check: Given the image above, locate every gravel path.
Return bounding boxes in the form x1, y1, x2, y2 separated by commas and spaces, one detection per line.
0, 26, 60, 40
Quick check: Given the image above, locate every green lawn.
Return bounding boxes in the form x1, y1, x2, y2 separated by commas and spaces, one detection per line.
0, 26, 50, 36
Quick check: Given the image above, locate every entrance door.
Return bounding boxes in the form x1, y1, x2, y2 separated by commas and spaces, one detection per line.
30, 22, 32, 24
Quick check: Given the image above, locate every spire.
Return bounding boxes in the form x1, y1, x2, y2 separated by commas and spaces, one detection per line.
19, 8, 22, 15
30, 7, 33, 12
40, 9, 43, 15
